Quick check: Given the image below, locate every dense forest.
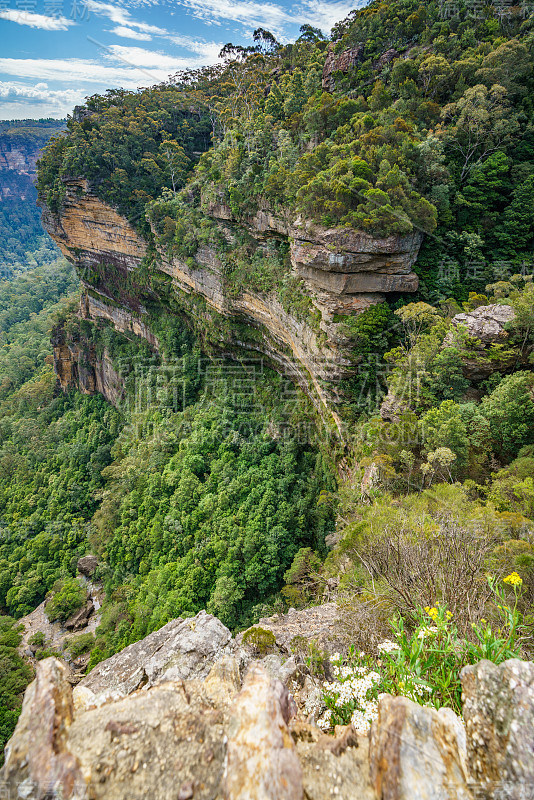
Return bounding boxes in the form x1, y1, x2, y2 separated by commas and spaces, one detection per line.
3, 0, 534, 755
0, 258, 333, 755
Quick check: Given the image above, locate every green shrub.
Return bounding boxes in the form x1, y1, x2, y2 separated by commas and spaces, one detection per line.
28, 631, 45, 648
242, 626, 276, 655
65, 632, 95, 659
481, 372, 534, 459
35, 648, 63, 660
321, 573, 528, 733
45, 578, 87, 623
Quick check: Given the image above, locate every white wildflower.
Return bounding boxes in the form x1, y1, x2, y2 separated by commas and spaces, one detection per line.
377, 639, 400, 653
317, 708, 332, 730
417, 626, 439, 640
330, 652, 342, 664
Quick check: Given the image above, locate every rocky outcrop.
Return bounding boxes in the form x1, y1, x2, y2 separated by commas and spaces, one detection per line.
18, 576, 103, 674
461, 659, 534, 799
76, 611, 234, 708
0, 141, 41, 176
447, 304, 515, 345
77, 555, 98, 577
322, 44, 364, 91
2, 658, 85, 800
40, 179, 147, 273
0, 124, 64, 205
249, 604, 342, 654
42, 178, 423, 432
225, 664, 303, 800
3, 610, 371, 800
210, 206, 421, 316
289, 224, 420, 308
52, 316, 125, 405
374, 48, 399, 71
4, 611, 534, 800
64, 599, 95, 632
52, 289, 160, 404
369, 695, 472, 800
444, 303, 524, 381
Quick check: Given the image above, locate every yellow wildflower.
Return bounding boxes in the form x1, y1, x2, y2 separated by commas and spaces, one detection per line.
503, 572, 523, 586
446, 611, 453, 619
426, 607, 438, 620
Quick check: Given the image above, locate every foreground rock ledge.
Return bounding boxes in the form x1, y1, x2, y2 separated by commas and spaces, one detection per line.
3, 610, 534, 800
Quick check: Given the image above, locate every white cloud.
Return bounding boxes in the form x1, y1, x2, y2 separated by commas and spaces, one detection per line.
0, 8, 76, 30
0, 58, 152, 86
0, 80, 82, 104
90, 1, 222, 58
0, 79, 86, 117
85, 1, 167, 34
109, 25, 152, 40
298, 0, 367, 33
179, 0, 293, 35
177, 0, 365, 36
165, 33, 222, 61
104, 44, 197, 72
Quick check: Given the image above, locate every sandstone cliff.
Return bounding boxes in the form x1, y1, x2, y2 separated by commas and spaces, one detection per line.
0, 124, 64, 200
0, 139, 40, 180
43, 179, 422, 433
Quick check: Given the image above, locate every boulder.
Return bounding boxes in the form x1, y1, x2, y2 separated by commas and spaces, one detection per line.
444, 304, 520, 380
2, 658, 86, 800
64, 598, 94, 631
369, 694, 472, 800
76, 610, 233, 706
374, 48, 399, 70
461, 658, 534, 799
67, 676, 228, 800
3, 646, 378, 800
295, 724, 375, 800
77, 554, 98, 577
447, 304, 515, 345
224, 663, 303, 800
253, 603, 342, 654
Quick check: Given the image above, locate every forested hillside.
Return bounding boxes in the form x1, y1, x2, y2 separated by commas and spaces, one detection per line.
0, 261, 334, 754
3, 0, 534, 760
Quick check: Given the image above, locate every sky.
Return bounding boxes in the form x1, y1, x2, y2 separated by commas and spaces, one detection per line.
0, 0, 365, 120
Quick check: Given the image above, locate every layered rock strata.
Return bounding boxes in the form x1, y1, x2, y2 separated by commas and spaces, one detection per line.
40, 179, 147, 272
43, 179, 422, 430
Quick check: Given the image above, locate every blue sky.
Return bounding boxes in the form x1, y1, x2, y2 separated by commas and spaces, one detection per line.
0, 0, 363, 119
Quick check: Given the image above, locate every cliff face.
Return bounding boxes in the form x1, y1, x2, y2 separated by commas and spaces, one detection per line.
43, 179, 422, 432
41, 179, 147, 272
0, 125, 64, 200
0, 140, 40, 202
206, 202, 421, 317
0, 140, 40, 178
52, 321, 125, 406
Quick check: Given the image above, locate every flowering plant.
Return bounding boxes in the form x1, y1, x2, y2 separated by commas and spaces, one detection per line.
318, 647, 381, 734
379, 575, 528, 714
319, 573, 528, 726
